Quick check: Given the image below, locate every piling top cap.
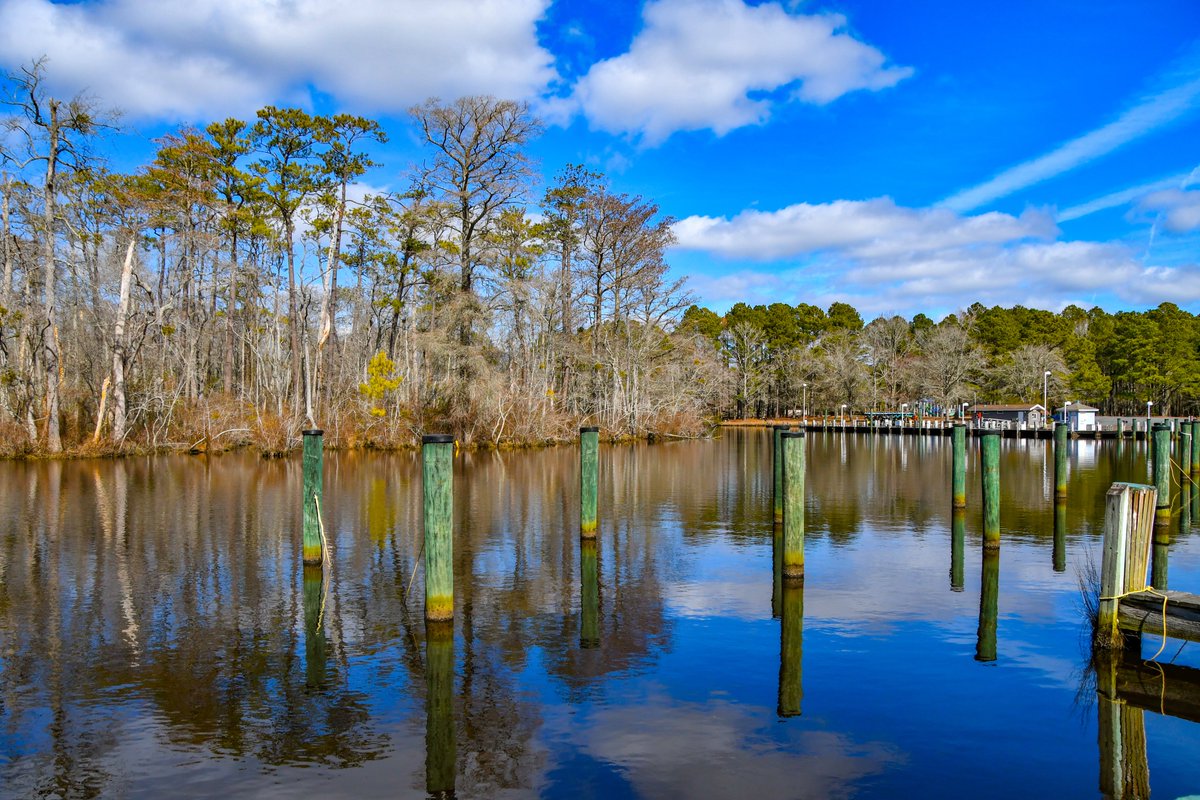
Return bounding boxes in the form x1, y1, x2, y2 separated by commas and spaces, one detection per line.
773, 424, 793, 431
422, 433, 455, 444
781, 430, 805, 439
302, 428, 324, 436
952, 422, 966, 428
580, 426, 600, 433
1152, 422, 1170, 431
979, 430, 1001, 437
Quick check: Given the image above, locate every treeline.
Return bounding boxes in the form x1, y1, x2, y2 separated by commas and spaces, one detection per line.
681, 299, 1200, 418
0, 61, 718, 455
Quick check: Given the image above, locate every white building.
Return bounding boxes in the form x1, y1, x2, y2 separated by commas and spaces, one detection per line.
1056, 402, 1099, 432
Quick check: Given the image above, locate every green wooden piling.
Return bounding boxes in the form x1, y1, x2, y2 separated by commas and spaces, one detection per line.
1053, 500, 1067, 573
1192, 418, 1200, 473
1180, 428, 1193, 526
782, 431, 805, 581
773, 425, 790, 524
975, 550, 999, 662
951, 423, 967, 508
425, 620, 456, 798
951, 508, 965, 591
1117, 418, 1125, 439
302, 429, 324, 565
423, 434, 455, 622
580, 427, 599, 537
1152, 423, 1171, 527
302, 564, 326, 689
581, 538, 600, 648
1054, 422, 1068, 499
777, 582, 803, 718
980, 432, 1001, 548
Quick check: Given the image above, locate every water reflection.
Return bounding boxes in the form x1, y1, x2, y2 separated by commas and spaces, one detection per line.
1, 431, 1199, 797
426, 621, 456, 799
975, 552, 999, 663
777, 582, 803, 718
950, 509, 965, 591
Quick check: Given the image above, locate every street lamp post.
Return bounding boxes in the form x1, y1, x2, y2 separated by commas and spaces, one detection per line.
1147, 401, 1153, 422
1043, 370, 1051, 428
802, 383, 807, 421
961, 401, 969, 421
841, 403, 848, 422
901, 402, 908, 428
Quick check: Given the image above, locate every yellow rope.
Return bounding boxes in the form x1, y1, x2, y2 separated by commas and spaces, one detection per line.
1100, 586, 1171, 662
313, 492, 331, 632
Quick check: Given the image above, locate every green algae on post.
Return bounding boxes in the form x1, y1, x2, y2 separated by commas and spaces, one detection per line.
782, 431, 805, 581
302, 429, 324, 566
423, 434, 455, 622
580, 427, 599, 537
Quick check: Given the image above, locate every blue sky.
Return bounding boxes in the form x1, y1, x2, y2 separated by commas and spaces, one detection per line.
1, 0, 1198, 320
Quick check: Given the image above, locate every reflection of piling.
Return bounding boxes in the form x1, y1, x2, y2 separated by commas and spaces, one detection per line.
772, 524, 783, 619
303, 564, 326, 689
425, 621, 456, 798
1152, 423, 1171, 526
975, 550, 999, 662
423, 434, 455, 622
951, 508, 965, 591
980, 432, 1001, 548
302, 429, 324, 565
1096, 483, 1156, 650
951, 424, 966, 508
1053, 500, 1067, 573
1096, 651, 1150, 800
778, 581, 803, 717
782, 431, 805, 581
1054, 423, 1068, 499
580, 538, 600, 649
1180, 428, 1193, 529
1152, 531, 1169, 591
580, 427, 599, 537
773, 425, 791, 524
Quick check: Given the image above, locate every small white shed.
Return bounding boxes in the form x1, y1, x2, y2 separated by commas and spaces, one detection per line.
1056, 403, 1099, 432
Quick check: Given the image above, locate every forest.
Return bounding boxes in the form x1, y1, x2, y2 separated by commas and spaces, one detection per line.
1, 59, 1197, 457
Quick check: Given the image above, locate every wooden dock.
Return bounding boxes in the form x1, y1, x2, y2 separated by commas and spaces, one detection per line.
1118, 590, 1200, 644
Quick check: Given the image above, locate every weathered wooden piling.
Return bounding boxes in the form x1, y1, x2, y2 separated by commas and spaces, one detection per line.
782, 431, 805, 581
1152, 423, 1172, 526
580, 426, 599, 537
773, 424, 791, 524
951, 423, 967, 508
975, 550, 999, 662
302, 429, 324, 565
1117, 418, 1125, 439
1053, 500, 1067, 573
980, 431, 1001, 548
302, 564, 326, 689
1053, 422, 1068, 498
423, 434, 455, 622
950, 508, 965, 591
1096, 482, 1156, 650
778, 582, 803, 718
425, 620, 456, 798
580, 538, 600, 648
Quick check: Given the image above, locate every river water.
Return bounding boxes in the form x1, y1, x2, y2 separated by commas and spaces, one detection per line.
1, 429, 1198, 798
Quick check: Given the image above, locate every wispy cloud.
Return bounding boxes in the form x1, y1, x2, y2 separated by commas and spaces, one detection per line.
942, 57, 1200, 212
1056, 174, 1188, 222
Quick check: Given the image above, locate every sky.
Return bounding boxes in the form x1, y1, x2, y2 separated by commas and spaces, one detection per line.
0, 0, 1198, 321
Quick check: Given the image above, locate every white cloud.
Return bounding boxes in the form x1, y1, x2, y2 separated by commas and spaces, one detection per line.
0, 0, 557, 120
942, 63, 1200, 212
674, 197, 1200, 316
1140, 188, 1200, 233
570, 0, 911, 144
673, 198, 1056, 260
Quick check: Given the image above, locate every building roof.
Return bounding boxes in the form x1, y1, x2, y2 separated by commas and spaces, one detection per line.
966, 404, 1046, 412
1056, 404, 1099, 413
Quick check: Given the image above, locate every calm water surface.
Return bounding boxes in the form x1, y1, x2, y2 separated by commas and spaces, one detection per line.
1, 430, 1199, 798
